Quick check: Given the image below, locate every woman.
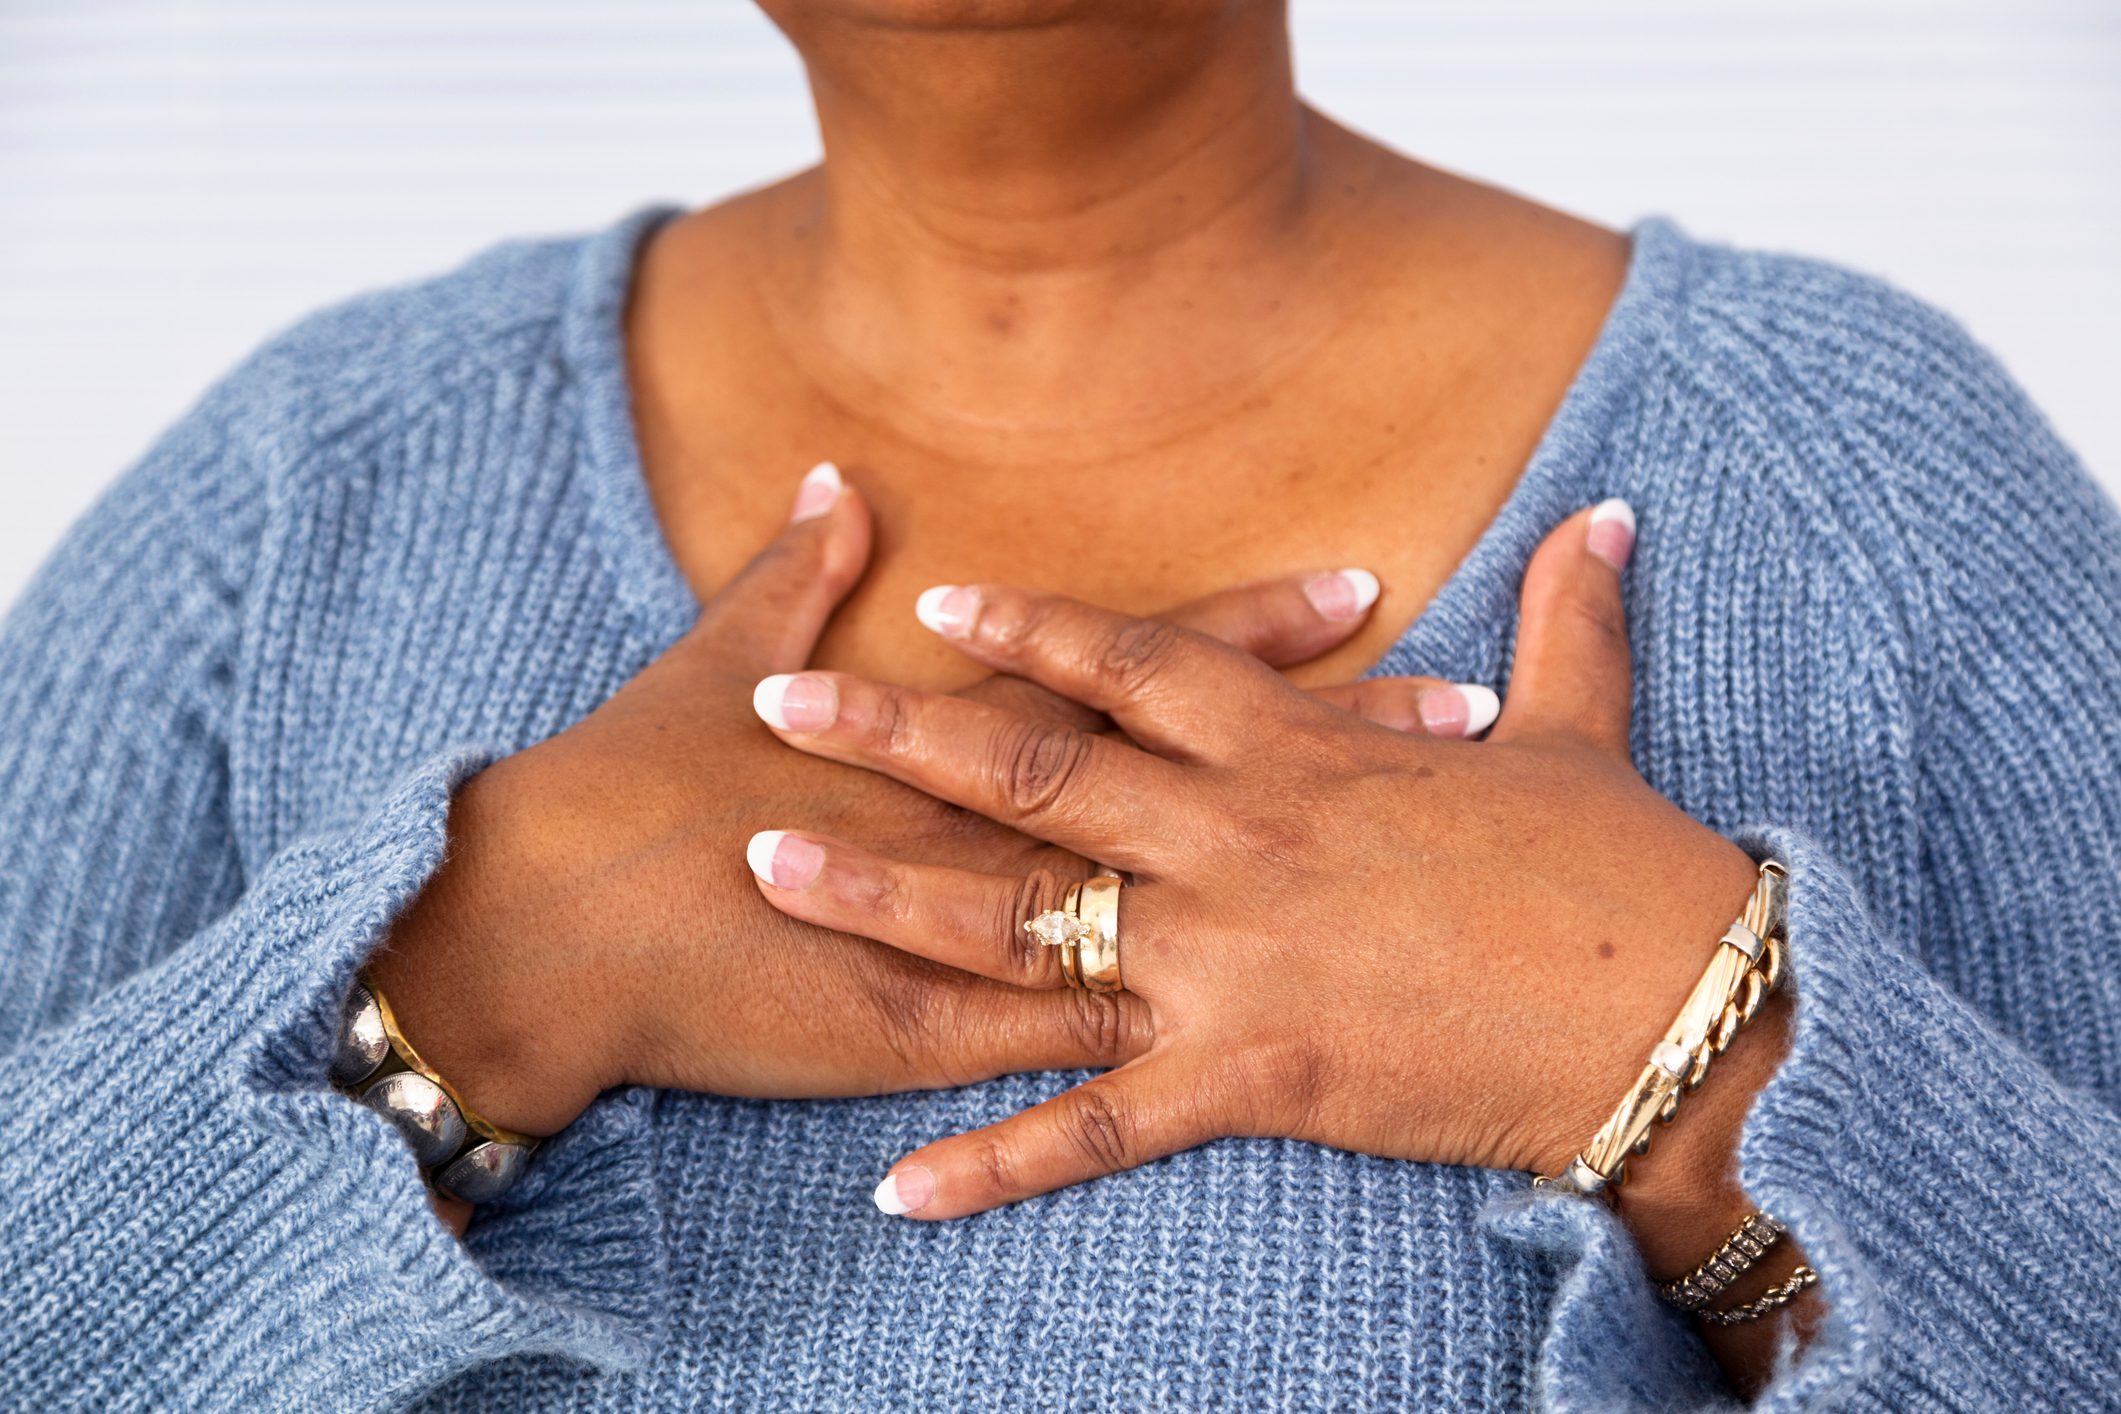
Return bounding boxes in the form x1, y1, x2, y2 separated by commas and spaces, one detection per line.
3, 2, 2116, 1409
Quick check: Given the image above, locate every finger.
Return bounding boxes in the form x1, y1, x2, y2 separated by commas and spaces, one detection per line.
871, 1052, 1218, 1220
751, 671, 1189, 869
1307, 676, 1502, 738
955, 566, 1387, 733
749, 828, 1170, 990
954, 674, 1107, 733
683, 463, 874, 678
912, 584, 1287, 758
1155, 568, 1381, 668
1491, 498, 1635, 756
935, 975, 1155, 1080
776, 944, 1150, 1095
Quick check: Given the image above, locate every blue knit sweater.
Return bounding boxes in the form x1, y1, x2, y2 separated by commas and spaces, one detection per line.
3, 208, 2118, 1412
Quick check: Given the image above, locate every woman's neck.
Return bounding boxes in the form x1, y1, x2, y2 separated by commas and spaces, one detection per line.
749, 1, 1379, 449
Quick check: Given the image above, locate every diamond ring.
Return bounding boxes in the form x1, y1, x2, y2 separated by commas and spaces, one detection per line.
1022, 876, 1124, 993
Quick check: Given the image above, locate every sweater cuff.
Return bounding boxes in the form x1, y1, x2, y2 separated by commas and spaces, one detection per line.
0, 750, 668, 1408
1485, 825, 2121, 1411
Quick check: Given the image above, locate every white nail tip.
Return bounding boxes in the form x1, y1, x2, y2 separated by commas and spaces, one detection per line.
788, 462, 844, 523
746, 831, 785, 883
873, 1174, 912, 1215
753, 674, 795, 730
1338, 569, 1382, 615
913, 585, 959, 634
805, 461, 842, 489
1460, 684, 1501, 736
1589, 498, 1636, 535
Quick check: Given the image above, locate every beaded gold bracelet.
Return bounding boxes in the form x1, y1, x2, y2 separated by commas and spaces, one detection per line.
1534, 860, 1788, 1199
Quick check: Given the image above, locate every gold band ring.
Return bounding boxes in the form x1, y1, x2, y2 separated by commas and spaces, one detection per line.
1023, 872, 1126, 994
1073, 876, 1124, 994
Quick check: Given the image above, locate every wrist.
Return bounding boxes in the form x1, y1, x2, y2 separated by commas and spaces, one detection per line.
1614, 988, 1792, 1278
1521, 829, 1766, 1179
366, 762, 612, 1137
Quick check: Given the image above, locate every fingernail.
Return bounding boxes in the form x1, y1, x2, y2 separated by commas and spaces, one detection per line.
789, 462, 843, 523
914, 585, 981, 639
1587, 498, 1636, 570
746, 830, 824, 890
874, 1165, 936, 1216
753, 673, 839, 732
1302, 568, 1381, 623
1418, 683, 1501, 738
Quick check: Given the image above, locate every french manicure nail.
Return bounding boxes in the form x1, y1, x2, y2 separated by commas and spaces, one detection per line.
789, 462, 843, 523
1460, 684, 1501, 736
753, 673, 839, 732
746, 830, 824, 890
1418, 683, 1501, 738
873, 1164, 936, 1216
1303, 568, 1381, 622
1587, 498, 1637, 571
914, 585, 981, 638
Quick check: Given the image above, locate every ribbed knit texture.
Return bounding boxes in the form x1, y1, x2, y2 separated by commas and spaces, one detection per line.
2, 209, 2117, 1412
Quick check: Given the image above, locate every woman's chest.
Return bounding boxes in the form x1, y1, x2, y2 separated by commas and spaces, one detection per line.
647, 437, 1531, 698
627, 328, 1566, 695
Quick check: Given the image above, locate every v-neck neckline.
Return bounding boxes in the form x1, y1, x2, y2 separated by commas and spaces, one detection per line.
560, 204, 1692, 677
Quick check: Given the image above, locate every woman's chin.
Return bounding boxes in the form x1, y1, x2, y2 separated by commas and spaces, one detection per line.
756, 0, 1227, 32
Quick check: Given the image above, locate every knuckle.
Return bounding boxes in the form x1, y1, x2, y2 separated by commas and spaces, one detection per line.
856, 862, 916, 929
978, 591, 1045, 658
1000, 867, 1072, 979
971, 1134, 1022, 1199
1094, 618, 1185, 691
862, 685, 917, 756
1063, 1086, 1135, 1171
1059, 990, 1134, 1065
994, 722, 1095, 817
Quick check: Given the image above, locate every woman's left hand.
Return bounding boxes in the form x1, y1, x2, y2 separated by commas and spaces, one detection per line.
745, 501, 1766, 1219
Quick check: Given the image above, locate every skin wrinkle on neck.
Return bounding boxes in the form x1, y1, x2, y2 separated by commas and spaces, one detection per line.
757, 6, 1342, 447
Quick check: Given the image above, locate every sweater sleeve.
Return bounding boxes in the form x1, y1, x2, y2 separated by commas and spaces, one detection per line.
1485, 301, 2121, 1409
0, 385, 663, 1408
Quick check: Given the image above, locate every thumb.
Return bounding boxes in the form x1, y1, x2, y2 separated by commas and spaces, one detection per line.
1490, 497, 1636, 756
685, 462, 874, 678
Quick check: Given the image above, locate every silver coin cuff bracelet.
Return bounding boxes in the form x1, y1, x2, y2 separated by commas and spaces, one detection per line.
329, 973, 539, 1204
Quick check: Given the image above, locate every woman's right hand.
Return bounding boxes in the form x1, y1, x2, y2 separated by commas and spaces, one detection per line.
369, 464, 1434, 1143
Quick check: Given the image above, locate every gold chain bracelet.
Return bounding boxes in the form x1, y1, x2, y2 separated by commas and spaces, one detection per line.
1534, 860, 1788, 1199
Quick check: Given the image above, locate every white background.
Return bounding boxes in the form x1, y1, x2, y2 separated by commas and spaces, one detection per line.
3, 1, 2117, 610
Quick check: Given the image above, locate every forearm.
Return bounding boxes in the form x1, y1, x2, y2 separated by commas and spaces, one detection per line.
1508, 824, 2121, 1412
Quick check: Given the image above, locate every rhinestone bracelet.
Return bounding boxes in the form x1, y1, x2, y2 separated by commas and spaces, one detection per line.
330, 972, 539, 1203
1659, 1211, 1787, 1313
1534, 860, 1788, 1199
1699, 1265, 1819, 1327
